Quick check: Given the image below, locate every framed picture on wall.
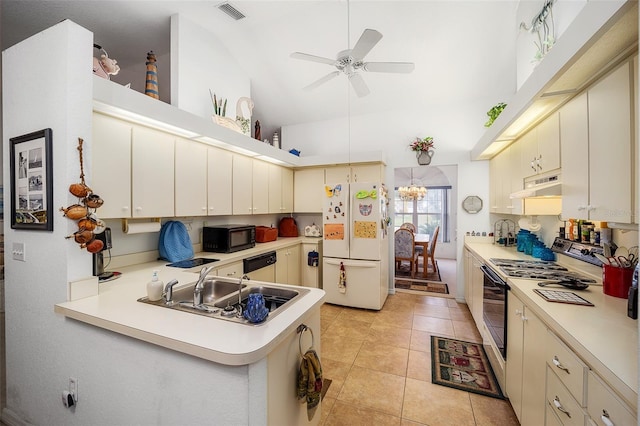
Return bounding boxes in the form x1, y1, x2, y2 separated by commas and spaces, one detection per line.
10, 128, 53, 231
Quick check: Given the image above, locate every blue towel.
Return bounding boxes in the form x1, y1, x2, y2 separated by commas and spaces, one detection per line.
158, 221, 193, 262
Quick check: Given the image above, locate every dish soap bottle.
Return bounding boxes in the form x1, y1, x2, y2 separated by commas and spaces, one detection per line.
147, 270, 164, 301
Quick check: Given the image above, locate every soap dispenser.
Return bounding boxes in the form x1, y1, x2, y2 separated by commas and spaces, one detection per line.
147, 270, 164, 301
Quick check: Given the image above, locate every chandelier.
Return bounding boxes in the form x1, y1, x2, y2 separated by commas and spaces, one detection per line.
398, 169, 427, 201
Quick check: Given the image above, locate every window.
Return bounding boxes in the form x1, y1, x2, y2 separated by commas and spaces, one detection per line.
394, 186, 451, 242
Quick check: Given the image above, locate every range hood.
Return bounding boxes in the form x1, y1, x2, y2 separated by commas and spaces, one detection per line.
510, 173, 561, 199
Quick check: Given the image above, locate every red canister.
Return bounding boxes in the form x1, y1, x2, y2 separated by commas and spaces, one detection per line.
602, 264, 634, 298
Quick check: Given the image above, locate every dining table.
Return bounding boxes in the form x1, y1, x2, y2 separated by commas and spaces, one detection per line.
414, 233, 430, 277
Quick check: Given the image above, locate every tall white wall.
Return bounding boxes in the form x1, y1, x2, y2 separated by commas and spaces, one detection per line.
170, 14, 251, 124
2, 20, 253, 425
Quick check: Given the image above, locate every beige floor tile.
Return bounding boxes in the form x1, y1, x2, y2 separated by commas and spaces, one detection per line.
409, 330, 432, 353
413, 303, 451, 319
406, 349, 431, 382
320, 396, 336, 425
321, 332, 364, 364
338, 366, 406, 417
414, 295, 450, 306
400, 419, 428, 426
402, 378, 476, 426
372, 310, 414, 329
366, 323, 412, 349
412, 314, 454, 336
449, 307, 473, 321
383, 294, 417, 312
338, 307, 380, 324
321, 303, 344, 319
325, 317, 372, 340
452, 320, 483, 343
353, 341, 409, 376
324, 400, 402, 426
321, 358, 352, 400
469, 393, 519, 426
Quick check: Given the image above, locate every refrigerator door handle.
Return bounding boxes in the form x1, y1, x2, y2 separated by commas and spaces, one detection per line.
325, 259, 377, 268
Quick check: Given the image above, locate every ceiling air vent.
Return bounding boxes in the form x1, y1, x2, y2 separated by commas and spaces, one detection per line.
217, 2, 246, 20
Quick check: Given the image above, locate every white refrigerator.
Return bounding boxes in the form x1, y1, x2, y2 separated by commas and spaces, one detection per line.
322, 182, 390, 310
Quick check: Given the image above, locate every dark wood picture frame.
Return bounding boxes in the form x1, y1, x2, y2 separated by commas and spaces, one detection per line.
10, 128, 53, 231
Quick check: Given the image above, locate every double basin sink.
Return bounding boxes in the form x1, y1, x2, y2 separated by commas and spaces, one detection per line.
138, 277, 309, 325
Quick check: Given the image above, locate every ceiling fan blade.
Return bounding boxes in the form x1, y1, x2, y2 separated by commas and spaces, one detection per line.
303, 71, 341, 91
350, 29, 383, 60
363, 62, 415, 73
349, 73, 370, 97
290, 52, 336, 66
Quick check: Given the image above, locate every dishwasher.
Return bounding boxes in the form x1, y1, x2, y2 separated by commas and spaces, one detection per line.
243, 251, 277, 282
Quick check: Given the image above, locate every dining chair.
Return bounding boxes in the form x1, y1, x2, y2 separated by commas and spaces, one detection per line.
394, 228, 418, 278
426, 226, 440, 272
400, 222, 416, 233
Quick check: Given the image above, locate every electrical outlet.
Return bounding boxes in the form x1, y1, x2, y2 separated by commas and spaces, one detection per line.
12, 242, 25, 261
69, 377, 78, 401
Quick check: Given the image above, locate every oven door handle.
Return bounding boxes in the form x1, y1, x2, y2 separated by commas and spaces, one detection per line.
480, 265, 509, 289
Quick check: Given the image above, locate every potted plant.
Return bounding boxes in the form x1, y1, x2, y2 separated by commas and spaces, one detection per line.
484, 102, 507, 127
410, 137, 435, 165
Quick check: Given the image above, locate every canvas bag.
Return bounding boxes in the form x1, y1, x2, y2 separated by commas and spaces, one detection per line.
158, 221, 194, 262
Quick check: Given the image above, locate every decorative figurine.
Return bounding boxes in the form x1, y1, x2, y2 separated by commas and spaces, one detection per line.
145, 51, 159, 99
254, 120, 262, 141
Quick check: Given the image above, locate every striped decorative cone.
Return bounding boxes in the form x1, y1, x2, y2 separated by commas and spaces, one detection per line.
145, 51, 159, 99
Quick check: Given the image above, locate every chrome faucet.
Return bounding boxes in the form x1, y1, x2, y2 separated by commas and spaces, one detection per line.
163, 279, 179, 303
193, 265, 215, 307
236, 274, 250, 317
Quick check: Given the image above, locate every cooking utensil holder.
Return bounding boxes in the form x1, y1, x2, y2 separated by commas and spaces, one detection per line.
603, 264, 633, 298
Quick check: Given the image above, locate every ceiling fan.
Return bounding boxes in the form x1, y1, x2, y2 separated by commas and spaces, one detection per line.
290, 28, 415, 97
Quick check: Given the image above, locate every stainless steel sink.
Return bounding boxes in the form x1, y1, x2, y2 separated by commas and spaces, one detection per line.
138, 278, 309, 325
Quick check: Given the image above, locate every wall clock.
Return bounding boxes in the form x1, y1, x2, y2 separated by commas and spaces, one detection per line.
462, 196, 483, 214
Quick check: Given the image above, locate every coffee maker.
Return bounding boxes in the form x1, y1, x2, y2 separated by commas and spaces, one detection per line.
92, 228, 118, 282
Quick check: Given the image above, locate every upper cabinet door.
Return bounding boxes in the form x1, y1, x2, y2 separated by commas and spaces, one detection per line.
281, 167, 294, 213
351, 164, 384, 183
207, 147, 232, 216
252, 159, 269, 214
268, 164, 283, 214
560, 93, 589, 219
536, 112, 560, 173
232, 154, 253, 215
325, 166, 350, 184
588, 62, 632, 223
91, 113, 132, 218
294, 168, 324, 213
175, 138, 207, 217
131, 125, 175, 218
519, 129, 538, 178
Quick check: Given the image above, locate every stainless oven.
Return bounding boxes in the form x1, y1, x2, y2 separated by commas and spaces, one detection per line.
480, 264, 509, 360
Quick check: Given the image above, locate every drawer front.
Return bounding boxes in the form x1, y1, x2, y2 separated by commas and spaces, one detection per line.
547, 402, 566, 426
546, 366, 587, 426
587, 371, 636, 426
546, 331, 588, 405
216, 262, 244, 279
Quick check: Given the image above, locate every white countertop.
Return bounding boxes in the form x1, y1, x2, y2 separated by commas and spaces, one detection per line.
55, 237, 325, 366
465, 239, 638, 411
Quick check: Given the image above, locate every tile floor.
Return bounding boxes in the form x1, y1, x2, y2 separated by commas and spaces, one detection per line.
318, 291, 519, 425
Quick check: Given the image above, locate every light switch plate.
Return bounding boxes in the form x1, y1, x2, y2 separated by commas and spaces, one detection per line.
12, 242, 25, 261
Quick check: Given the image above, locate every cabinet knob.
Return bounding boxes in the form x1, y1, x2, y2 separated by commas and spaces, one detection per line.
553, 396, 571, 418
135, 207, 142, 212
552, 355, 570, 374
514, 309, 522, 316
227, 272, 236, 276
601, 409, 615, 426
123, 206, 129, 211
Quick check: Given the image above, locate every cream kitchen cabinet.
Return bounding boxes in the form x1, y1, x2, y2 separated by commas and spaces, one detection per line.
232, 156, 269, 215
91, 113, 132, 218
489, 144, 523, 214
560, 92, 589, 219
293, 168, 324, 213
562, 59, 634, 223
207, 147, 232, 216
268, 164, 293, 214
587, 60, 633, 223
325, 163, 384, 184
175, 137, 207, 217
215, 261, 244, 280
505, 292, 546, 426
131, 126, 175, 218
463, 248, 484, 326
463, 248, 474, 312
520, 112, 560, 178
275, 245, 301, 285
301, 241, 322, 288
587, 371, 636, 426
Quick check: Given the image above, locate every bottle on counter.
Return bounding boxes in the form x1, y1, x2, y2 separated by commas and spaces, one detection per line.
147, 270, 164, 301
568, 219, 576, 241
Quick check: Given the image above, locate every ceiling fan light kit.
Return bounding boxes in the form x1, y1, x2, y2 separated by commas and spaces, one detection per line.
291, 28, 415, 97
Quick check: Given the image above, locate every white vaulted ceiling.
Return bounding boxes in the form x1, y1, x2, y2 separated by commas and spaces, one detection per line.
1, 1, 518, 136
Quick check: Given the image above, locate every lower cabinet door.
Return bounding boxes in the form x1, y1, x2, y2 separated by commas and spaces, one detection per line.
546, 366, 587, 426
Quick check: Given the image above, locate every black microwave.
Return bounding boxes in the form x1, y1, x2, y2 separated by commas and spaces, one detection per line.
203, 225, 256, 253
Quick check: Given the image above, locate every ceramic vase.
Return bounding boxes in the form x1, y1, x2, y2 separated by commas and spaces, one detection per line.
417, 149, 434, 165
243, 293, 269, 323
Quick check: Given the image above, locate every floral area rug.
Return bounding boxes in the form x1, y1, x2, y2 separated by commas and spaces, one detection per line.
431, 336, 504, 399
395, 261, 448, 293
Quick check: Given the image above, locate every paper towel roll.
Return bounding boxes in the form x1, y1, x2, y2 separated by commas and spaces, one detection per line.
122, 221, 161, 234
